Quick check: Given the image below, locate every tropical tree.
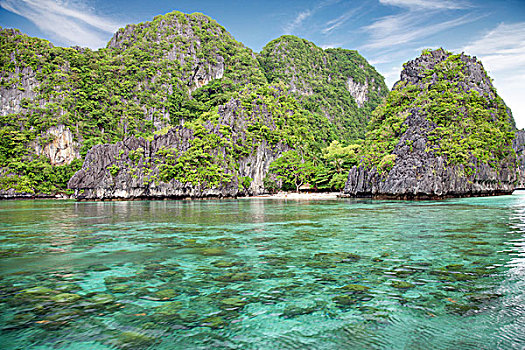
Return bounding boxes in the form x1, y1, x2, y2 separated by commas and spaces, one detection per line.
268, 150, 315, 192
310, 141, 360, 190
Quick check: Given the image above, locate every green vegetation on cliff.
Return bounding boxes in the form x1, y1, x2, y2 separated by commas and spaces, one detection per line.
358, 49, 515, 176
154, 83, 316, 188
0, 12, 386, 196
259, 35, 387, 141
0, 12, 267, 195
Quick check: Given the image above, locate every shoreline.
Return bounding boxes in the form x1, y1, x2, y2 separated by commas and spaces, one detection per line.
242, 192, 341, 200
0, 191, 342, 202
3, 190, 523, 202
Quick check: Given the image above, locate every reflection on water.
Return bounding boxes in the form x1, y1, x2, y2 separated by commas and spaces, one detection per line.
0, 194, 524, 349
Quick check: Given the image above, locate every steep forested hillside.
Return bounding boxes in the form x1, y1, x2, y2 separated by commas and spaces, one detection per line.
259, 36, 387, 141
0, 11, 386, 198
0, 12, 266, 196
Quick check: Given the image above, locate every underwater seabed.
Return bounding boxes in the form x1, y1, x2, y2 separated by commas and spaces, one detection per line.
0, 192, 524, 349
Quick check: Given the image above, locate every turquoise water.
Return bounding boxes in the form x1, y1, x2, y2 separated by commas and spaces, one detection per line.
1, 194, 524, 349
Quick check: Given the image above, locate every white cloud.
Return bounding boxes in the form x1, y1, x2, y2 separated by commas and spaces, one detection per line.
359, 0, 480, 51
321, 8, 359, 34
362, 13, 478, 50
320, 42, 343, 49
379, 0, 469, 10
462, 22, 525, 128
0, 0, 123, 48
283, 0, 344, 34
462, 23, 525, 71
284, 10, 313, 34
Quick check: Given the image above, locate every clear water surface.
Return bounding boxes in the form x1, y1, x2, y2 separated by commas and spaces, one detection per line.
1, 193, 524, 349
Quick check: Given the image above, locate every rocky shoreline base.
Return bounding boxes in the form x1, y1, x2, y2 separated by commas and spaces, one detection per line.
2, 190, 522, 201
245, 192, 340, 200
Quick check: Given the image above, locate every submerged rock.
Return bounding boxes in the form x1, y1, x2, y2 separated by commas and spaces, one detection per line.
155, 289, 177, 300
332, 294, 367, 307
21, 286, 54, 295
314, 252, 361, 262
201, 316, 226, 329
154, 301, 183, 316
219, 297, 247, 310
117, 331, 156, 349
90, 293, 115, 305
214, 272, 253, 282
446, 302, 479, 315
338, 284, 370, 293
212, 260, 242, 268
391, 281, 415, 289
281, 304, 319, 318
108, 284, 132, 293
198, 247, 226, 256
50, 293, 81, 303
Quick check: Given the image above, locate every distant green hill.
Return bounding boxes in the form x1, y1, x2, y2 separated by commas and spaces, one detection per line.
259, 35, 387, 141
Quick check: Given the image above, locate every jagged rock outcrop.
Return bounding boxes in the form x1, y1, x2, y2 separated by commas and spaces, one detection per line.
0, 12, 268, 198
513, 130, 525, 189
34, 125, 80, 165
1, 67, 40, 116
68, 98, 291, 200
344, 49, 518, 199
107, 12, 260, 94
346, 77, 369, 107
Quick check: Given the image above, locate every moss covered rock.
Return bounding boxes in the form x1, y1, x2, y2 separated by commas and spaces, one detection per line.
50, 293, 81, 303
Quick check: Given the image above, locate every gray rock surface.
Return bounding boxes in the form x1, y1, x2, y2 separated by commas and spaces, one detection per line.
344, 50, 519, 199
34, 125, 80, 165
108, 13, 239, 95
514, 130, 525, 189
346, 77, 369, 107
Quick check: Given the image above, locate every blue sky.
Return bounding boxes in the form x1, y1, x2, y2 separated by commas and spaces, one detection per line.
1, 0, 524, 127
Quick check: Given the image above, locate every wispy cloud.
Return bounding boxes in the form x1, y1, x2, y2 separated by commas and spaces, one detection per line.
0, 0, 123, 48
362, 13, 479, 50
283, 0, 342, 34
462, 22, 525, 71
379, 0, 469, 10
284, 10, 313, 34
461, 22, 525, 127
321, 8, 359, 34
360, 0, 478, 51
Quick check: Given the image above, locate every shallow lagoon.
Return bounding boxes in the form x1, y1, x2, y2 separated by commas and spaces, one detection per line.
1, 193, 524, 349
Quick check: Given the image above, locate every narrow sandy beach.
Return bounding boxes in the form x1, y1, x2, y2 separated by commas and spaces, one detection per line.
243, 192, 341, 200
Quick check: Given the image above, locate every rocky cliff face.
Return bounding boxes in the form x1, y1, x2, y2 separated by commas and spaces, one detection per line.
0, 66, 40, 116
34, 125, 80, 166
513, 130, 525, 189
107, 12, 264, 94
0, 13, 268, 197
346, 77, 369, 107
1, 12, 388, 199
68, 95, 292, 200
344, 49, 518, 199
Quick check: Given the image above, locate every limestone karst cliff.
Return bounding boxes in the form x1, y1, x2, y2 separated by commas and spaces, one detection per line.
343, 49, 519, 199
1, 11, 385, 199
67, 93, 296, 200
